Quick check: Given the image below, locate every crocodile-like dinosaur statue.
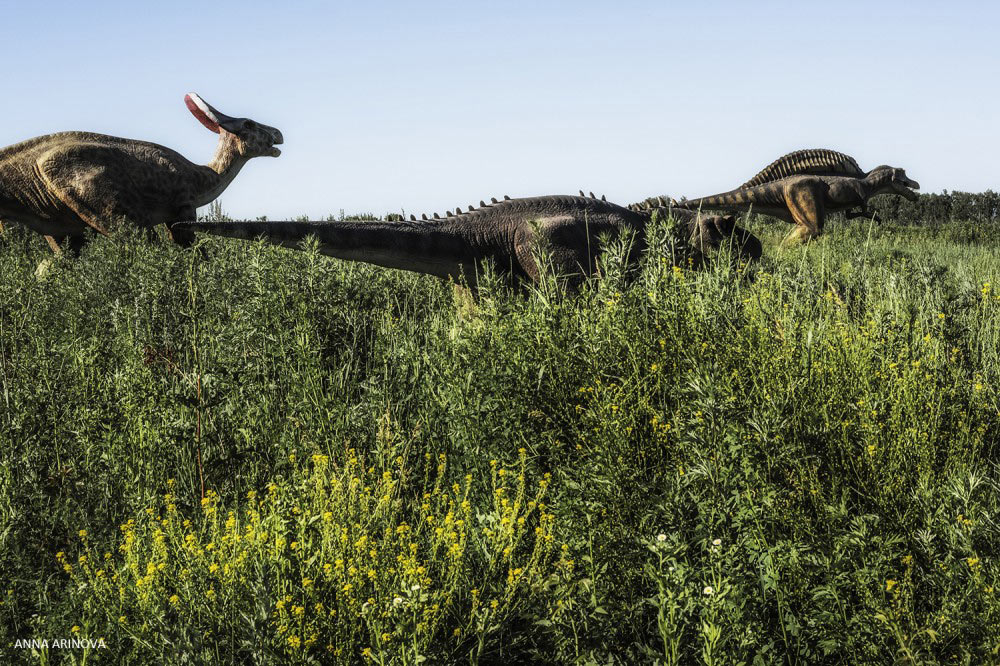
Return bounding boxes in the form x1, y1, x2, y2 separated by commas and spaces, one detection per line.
172, 193, 761, 288
672, 156, 919, 243
0, 93, 282, 253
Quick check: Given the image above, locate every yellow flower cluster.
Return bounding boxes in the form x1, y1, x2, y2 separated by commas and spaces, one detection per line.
60, 447, 560, 662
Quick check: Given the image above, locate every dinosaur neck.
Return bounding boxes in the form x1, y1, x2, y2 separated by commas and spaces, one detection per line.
194, 132, 250, 207
185, 219, 488, 281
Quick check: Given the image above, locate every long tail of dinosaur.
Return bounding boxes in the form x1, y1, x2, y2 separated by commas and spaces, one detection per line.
675, 188, 759, 211
172, 219, 479, 280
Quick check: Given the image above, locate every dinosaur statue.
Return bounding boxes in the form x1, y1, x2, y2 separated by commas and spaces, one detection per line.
172, 193, 762, 289
737, 148, 880, 221
670, 150, 920, 243
0, 93, 282, 253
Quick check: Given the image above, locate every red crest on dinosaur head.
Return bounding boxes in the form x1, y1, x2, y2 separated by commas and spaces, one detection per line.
185, 93, 221, 133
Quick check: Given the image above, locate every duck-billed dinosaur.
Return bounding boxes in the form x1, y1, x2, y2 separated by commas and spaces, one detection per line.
172, 193, 761, 288
0, 93, 282, 253
670, 149, 920, 243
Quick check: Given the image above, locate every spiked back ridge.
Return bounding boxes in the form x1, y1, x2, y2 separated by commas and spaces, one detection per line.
627, 195, 673, 212
740, 149, 865, 188
406, 192, 607, 222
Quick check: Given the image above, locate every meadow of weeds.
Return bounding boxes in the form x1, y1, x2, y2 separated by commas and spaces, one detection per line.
0, 213, 998, 664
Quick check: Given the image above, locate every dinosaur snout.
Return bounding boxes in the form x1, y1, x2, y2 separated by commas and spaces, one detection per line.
902, 178, 920, 200
733, 226, 763, 261
268, 129, 283, 157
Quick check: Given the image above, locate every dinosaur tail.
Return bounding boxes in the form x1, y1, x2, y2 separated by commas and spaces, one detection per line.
674, 188, 759, 212
172, 219, 477, 280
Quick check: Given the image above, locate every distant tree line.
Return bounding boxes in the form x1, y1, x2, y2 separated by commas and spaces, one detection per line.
869, 190, 999, 223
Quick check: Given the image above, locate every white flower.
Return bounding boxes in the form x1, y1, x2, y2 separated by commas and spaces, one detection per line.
703, 586, 714, 596
668, 566, 675, 573
656, 534, 667, 542
393, 597, 403, 607
712, 538, 722, 547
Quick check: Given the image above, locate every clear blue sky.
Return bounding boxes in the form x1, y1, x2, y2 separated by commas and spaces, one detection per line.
2, 1, 996, 220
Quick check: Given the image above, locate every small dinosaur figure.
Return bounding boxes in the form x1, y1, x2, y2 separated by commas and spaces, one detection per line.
173, 193, 761, 289
0, 93, 282, 253
671, 150, 920, 243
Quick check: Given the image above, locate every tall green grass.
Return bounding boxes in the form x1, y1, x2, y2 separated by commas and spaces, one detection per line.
0, 216, 998, 664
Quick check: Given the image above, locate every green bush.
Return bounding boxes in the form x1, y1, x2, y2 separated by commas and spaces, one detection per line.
1, 215, 999, 664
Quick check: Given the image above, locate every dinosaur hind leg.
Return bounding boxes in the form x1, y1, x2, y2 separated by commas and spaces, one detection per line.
39, 153, 150, 237
45, 234, 88, 255
781, 181, 827, 245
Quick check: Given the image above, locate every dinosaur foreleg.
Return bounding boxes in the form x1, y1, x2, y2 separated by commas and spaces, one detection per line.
846, 205, 878, 221
167, 226, 195, 247
782, 181, 827, 244
166, 206, 197, 247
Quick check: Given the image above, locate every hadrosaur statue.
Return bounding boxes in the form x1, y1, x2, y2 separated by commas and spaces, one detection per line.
0, 93, 282, 253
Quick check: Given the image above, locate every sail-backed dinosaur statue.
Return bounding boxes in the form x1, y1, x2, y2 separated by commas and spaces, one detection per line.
172, 193, 762, 289
670, 149, 920, 243
0, 93, 282, 253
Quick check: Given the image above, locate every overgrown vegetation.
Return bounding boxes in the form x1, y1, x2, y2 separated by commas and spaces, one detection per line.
1, 212, 998, 664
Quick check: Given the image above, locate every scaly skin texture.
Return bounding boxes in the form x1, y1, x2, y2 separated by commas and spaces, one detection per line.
173, 194, 762, 288
0, 94, 282, 253
674, 165, 920, 244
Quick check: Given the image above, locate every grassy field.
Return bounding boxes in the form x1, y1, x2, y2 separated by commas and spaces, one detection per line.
1, 214, 999, 664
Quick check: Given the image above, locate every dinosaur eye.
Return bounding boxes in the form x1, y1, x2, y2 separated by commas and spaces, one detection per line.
243, 119, 257, 131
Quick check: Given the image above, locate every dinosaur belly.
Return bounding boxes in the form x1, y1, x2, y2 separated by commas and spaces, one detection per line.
0, 205, 87, 236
